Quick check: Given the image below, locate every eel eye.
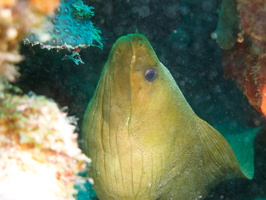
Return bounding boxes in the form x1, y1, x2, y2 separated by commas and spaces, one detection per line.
144, 68, 157, 82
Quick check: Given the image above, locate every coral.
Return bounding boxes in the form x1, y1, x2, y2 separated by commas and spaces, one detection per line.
24, 0, 102, 50
0, 0, 59, 11
0, 0, 17, 7
214, 0, 240, 50
214, 0, 266, 116
72, 1, 95, 19
0, 1, 94, 199
0, 0, 59, 90
29, 0, 60, 14
62, 50, 85, 65
0, 92, 91, 200
0, 2, 28, 88
237, 0, 266, 49
223, 42, 266, 115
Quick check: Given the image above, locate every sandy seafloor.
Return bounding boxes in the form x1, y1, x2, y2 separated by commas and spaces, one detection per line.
16, 0, 266, 199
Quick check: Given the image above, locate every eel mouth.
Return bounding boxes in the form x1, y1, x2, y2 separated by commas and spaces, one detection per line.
105, 34, 133, 86
98, 34, 135, 124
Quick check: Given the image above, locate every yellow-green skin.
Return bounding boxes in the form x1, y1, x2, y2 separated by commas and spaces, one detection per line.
82, 34, 245, 200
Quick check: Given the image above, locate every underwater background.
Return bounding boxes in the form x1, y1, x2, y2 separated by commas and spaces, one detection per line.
18, 0, 265, 127
1, 0, 266, 199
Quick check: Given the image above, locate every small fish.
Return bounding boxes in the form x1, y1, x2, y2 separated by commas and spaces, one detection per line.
82, 34, 252, 200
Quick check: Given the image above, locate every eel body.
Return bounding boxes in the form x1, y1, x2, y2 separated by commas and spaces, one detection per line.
82, 34, 246, 200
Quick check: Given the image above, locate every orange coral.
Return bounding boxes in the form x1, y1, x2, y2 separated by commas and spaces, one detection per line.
223, 42, 266, 115
0, 0, 60, 14
0, 0, 17, 7
216, 0, 266, 116
261, 85, 266, 114
29, 0, 60, 14
237, 0, 266, 49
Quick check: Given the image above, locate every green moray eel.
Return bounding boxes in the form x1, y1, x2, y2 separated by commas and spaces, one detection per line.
82, 34, 249, 200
